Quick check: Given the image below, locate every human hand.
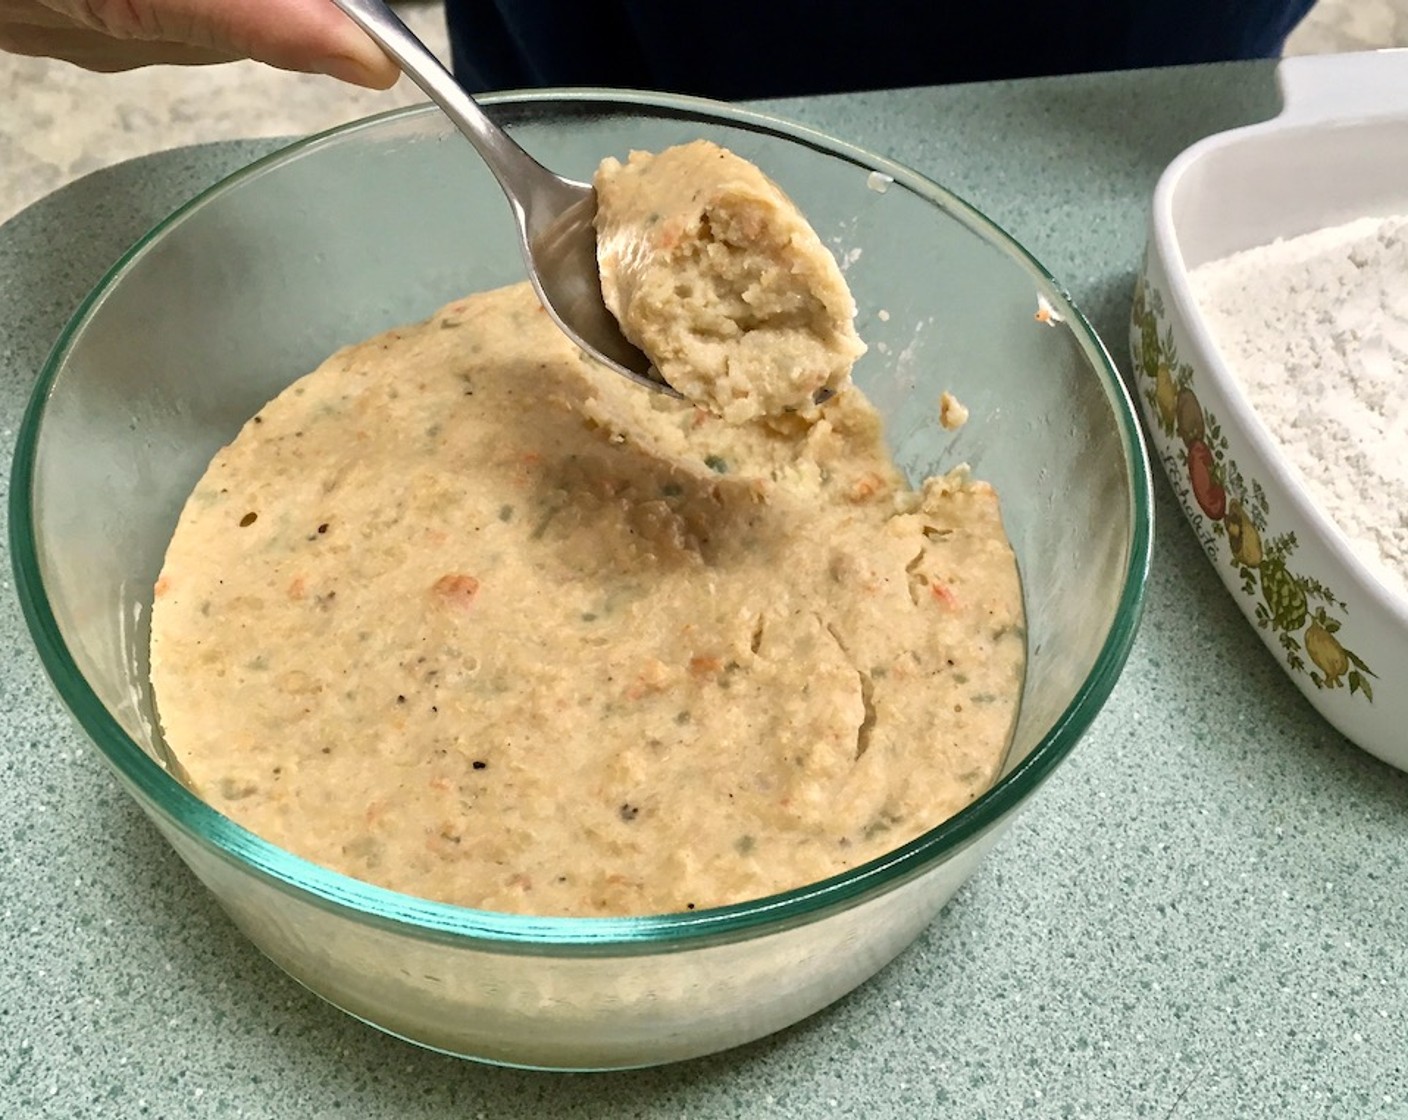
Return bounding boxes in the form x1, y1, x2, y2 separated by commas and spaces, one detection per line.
0, 0, 399, 87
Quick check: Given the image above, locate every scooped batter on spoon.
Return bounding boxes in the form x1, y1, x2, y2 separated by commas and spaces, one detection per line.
594, 141, 866, 422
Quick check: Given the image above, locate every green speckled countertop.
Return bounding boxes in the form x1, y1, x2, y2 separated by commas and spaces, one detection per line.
3, 62, 1406, 1119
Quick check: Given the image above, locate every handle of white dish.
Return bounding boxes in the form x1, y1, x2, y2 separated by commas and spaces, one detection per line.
1277, 49, 1408, 126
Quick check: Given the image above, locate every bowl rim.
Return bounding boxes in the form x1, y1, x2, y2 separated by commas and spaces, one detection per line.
1149, 92, 1408, 628
9, 88, 1154, 950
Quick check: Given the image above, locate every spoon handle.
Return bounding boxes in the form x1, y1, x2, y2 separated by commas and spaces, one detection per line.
328, 0, 582, 226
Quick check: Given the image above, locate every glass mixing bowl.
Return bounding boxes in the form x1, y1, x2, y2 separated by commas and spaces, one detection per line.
10, 92, 1152, 1070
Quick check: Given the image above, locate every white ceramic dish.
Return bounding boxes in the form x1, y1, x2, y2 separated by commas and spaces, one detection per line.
1132, 50, 1408, 772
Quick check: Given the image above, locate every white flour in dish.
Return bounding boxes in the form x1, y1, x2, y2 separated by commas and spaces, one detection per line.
1189, 215, 1408, 602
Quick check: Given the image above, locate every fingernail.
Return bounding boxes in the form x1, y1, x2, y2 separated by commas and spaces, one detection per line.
319, 50, 400, 89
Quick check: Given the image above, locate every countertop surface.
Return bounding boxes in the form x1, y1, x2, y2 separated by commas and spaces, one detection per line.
3, 61, 1407, 1119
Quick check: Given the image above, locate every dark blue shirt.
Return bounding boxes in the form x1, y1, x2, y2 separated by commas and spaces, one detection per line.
445, 0, 1315, 99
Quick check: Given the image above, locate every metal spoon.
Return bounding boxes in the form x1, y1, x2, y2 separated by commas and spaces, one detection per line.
328, 0, 673, 397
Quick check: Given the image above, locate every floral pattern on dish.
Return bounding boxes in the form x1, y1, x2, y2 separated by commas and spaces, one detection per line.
1130, 273, 1377, 701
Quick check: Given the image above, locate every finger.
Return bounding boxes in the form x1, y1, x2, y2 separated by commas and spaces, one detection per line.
0, 21, 235, 68
45, 0, 401, 88
222, 0, 403, 88
0, 2, 70, 27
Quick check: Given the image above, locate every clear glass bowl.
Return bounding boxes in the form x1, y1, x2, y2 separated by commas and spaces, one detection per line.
9, 92, 1152, 1070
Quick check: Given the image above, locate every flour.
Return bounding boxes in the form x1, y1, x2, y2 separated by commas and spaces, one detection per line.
1189, 215, 1408, 604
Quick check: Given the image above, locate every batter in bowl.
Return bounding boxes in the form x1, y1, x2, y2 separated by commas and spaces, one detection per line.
150, 148, 1025, 919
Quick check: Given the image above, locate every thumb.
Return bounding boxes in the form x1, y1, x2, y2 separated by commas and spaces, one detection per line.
63, 0, 405, 88
214, 0, 402, 88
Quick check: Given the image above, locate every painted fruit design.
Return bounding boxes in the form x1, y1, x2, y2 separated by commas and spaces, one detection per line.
1225, 500, 1262, 568
1305, 609, 1351, 685
1130, 272, 1377, 701
1259, 557, 1307, 633
1186, 441, 1227, 521
1155, 363, 1178, 429
1175, 387, 1205, 446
